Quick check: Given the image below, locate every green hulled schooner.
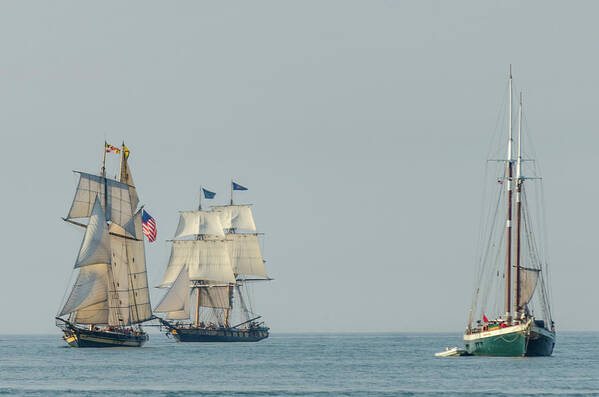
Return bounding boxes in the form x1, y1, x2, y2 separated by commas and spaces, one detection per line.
56, 143, 153, 347
155, 184, 271, 342
463, 69, 555, 356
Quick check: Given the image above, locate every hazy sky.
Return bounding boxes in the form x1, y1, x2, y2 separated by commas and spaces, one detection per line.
1, 1, 598, 334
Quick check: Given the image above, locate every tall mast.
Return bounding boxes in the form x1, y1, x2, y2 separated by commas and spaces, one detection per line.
230, 179, 233, 205
505, 66, 514, 324
194, 191, 203, 327
515, 92, 523, 315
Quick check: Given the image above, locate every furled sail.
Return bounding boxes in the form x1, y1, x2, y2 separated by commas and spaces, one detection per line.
225, 234, 267, 277
174, 211, 225, 238
198, 286, 231, 309
67, 172, 136, 236
518, 267, 540, 307
59, 263, 109, 317
212, 205, 256, 231
75, 197, 111, 268
155, 265, 189, 317
167, 240, 236, 283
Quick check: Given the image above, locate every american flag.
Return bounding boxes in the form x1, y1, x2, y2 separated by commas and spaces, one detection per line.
142, 210, 157, 242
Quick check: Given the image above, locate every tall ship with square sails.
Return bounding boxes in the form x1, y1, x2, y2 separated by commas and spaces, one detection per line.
155, 183, 271, 342
56, 143, 153, 347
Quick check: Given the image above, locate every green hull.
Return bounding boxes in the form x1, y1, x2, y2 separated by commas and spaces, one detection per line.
464, 322, 555, 357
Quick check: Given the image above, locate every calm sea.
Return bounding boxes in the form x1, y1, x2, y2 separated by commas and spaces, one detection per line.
0, 332, 597, 396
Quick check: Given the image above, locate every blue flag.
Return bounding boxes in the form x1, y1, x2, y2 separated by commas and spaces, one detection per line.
232, 182, 248, 191
202, 188, 216, 199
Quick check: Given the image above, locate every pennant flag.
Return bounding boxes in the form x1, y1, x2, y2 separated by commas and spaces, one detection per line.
123, 144, 130, 160
105, 143, 120, 154
232, 182, 248, 191
483, 314, 489, 323
202, 188, 216, 199
142, 210, 157, 242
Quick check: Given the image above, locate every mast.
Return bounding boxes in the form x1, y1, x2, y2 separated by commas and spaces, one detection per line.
120, 142, 141, 325
224, 284, 231, 327
230, 179, 233, 205
515, 92, 523, 315
505, 66, 513, 324
194, 192, 202, 327
199, 186, 202, 211
194, 284, 201, 327
101, 141, 107, 177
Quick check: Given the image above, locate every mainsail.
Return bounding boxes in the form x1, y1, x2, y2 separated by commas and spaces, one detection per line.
225, 234, 267, 277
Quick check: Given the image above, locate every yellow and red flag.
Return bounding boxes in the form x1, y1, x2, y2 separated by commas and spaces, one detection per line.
105, 143, 121, 154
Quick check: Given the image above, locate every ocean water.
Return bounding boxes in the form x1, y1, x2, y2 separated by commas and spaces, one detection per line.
0, 332, 597, 396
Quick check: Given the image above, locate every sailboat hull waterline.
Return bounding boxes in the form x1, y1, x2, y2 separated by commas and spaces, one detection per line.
157, 318, 268, 342
168, 327, 268, 343
463, 320, 555, 357
57, 318, 148, 348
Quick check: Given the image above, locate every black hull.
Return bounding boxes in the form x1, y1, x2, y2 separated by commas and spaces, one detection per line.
58, 321, 148, 348
170, 327, 269, 343
526, 327, 555, 356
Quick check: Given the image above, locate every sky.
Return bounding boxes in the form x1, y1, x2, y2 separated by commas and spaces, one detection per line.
1, 1, 598, 334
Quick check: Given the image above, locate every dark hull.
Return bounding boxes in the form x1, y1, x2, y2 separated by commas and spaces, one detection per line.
526, 326, 555, 356
61, 326, 148, 348
170, 327, 269, 342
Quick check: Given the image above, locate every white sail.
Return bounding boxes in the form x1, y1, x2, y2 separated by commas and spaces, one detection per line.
120, 158, 139, 211
74, 301, 109, 324
108, 234, 131, 326
225, 234, 267, 277
518, 267, 540, 307
155, 265, 189, 316
59, 263, 109, 316
212, 205, 256, 231
198, 286, 231, 309
167, 309, 190, 320
67, 172, 136, 236
166, 240, 236, 283
108, 214, 153, 324
75, 197, 112, 268
174, 211, 225, 238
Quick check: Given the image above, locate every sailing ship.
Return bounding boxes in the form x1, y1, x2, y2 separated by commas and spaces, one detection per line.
56, 143, 153, 347
155, 184, 271, 342
463, 68, 555, 356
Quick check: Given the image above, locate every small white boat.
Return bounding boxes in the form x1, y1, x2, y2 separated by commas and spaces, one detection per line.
435, 347, 468, 357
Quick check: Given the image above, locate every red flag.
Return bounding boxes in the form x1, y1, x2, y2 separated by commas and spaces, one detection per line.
483, 314, 489, 322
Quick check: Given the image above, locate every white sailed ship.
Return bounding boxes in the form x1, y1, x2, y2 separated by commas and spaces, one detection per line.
56, 143, 153, 347
155, 184, 271, 342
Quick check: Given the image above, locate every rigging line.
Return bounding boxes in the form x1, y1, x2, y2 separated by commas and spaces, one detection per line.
56, 267, 77, 317
522, 189, 551, 322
